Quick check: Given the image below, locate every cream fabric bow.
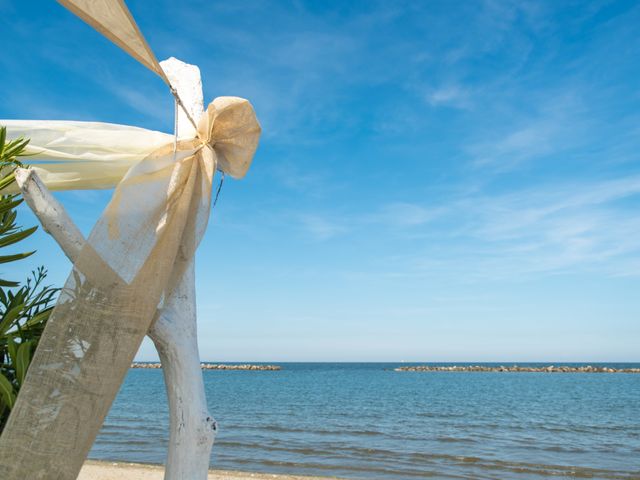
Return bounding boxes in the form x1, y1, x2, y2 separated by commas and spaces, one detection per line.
197, 96, 262, 179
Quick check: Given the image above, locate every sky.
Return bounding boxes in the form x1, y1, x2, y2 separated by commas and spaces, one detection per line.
0, 0, 639, 362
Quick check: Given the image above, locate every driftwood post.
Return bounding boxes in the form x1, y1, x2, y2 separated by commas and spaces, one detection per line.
14, 57, 216, 480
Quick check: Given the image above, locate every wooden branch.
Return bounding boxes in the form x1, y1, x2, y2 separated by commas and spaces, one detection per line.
154, 56, 215, 480
149, 263, 217, 480
14, 168, 84, 261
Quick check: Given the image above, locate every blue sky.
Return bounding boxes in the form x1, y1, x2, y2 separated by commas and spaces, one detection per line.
1, 0, 639, 361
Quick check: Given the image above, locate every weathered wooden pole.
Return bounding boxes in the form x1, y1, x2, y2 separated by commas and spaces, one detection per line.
150, 57, 217, 480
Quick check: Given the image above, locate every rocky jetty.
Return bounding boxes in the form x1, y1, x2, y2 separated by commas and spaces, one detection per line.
131, 363, 281, 371
395, 365, 640, 373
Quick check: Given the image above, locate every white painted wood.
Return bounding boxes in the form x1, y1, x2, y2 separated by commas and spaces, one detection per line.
148, 263, 216, 480
161, 57, 204, 140
14, 168, 83, 261
14, 57, 216, 480
14, 168, 85, 259
154, 57, 215, 480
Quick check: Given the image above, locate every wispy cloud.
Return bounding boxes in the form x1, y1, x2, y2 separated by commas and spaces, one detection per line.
372, 202, 441, 227
297, 214, 347, 241
384, 175, 640, 279
467, 93, 588, 171
270, 160, 334, 197
425, 85, 471, 109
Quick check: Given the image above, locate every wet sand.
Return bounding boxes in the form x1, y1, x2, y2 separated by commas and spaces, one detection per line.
79, 460, 342, 480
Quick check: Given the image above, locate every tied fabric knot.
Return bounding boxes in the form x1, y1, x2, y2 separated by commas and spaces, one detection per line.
107, 96, 261, 242
196, 96, 261, 179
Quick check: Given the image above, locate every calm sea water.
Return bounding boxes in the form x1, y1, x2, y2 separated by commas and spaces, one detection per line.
90, 363, 640, 479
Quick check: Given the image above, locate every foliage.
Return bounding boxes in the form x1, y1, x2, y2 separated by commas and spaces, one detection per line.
0, 127, 58, 432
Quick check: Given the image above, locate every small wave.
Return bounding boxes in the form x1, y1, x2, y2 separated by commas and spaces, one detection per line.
215, 440, 337, 457
435, 436, 476, 444
228, 423, 385, 438
542, 445, 588, 454
417, 412, 466, 419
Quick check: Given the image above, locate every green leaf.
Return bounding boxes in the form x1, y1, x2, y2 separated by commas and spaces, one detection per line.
6, 336, 18, 362
0, 198, 23, 215
0, 226, 37, 248
0, 373, 15, 410
0, 251, 35, 264
2, 138, 29, 162
0, 302, 24, 336
0, 127, 6, 158
0, 173, 16, 191
15, 341, 32, 386
22, 309, 52, 329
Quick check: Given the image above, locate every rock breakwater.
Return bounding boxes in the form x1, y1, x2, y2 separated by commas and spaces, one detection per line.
395, 365, 640, 373
131, 363, 281, 371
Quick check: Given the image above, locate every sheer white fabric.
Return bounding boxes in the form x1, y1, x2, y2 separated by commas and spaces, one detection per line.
2, 97, 258, 191
3, 120, 173, 190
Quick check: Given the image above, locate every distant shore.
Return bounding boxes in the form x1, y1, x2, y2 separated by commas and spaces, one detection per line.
131, 363, 281, 371
395, 365, 640, 373
79, 460, 341, 480
128, 363, 640, 373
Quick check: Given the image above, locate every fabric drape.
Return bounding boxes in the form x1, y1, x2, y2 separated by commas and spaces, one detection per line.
0, 96, 260, 479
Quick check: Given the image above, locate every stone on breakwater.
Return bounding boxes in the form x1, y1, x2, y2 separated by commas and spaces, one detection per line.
131, 363, 281, 371
394, 365, 640, 373
201, 364, 281, 371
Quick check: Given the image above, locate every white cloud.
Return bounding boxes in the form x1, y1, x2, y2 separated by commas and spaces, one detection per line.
468, 93, 587, 171
426, 85, 471, 109
374, 202, 441, 227
270, 161, 331, 196
374, 174, 640, 280
297, 214, 346, 241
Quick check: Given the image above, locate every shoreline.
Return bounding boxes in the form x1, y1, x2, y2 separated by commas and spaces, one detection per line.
80, 460, 342, 480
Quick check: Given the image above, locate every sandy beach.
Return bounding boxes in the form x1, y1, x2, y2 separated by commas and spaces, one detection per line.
79, 461, 342, 480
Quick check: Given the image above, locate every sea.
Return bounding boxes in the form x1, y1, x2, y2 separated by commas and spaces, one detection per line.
89, 363, 640, 479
